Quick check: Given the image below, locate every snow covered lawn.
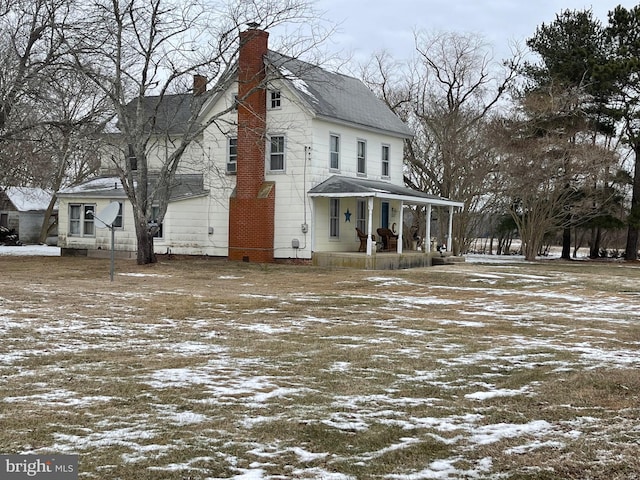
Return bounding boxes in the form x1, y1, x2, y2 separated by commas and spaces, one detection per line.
1, 256, 639, 479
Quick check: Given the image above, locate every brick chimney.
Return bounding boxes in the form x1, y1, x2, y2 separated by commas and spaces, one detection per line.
193, 74, 207, 96
228, 26, 276, 263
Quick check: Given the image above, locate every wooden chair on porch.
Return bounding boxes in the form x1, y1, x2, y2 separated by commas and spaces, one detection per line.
355, 227, 375, 252
376, 226, 398, 252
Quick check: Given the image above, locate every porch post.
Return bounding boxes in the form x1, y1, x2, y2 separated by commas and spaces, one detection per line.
447, 205, 454, 252
397, 202, 403, 253
366, 197, 374, 256
425, 204, 432, 253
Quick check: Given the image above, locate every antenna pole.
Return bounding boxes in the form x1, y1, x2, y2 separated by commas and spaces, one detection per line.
110, 225, 115, 282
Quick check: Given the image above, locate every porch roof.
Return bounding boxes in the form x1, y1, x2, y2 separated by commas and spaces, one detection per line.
308, 176, 464, 208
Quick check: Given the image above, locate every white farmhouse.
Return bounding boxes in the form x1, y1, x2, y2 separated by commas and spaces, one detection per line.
57, 27, 462, 268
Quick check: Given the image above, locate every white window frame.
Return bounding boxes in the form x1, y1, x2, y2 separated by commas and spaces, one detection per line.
269, 90, 282, 109
227, 136, 237, 174
112, 202, 124, 229
356, 199, 367, 233
357, 139, 367, 175
330, 133, 340, 171
330, 198, 340, 238
68, 203, 95, 237
268, 135, 285, 172
150, 205, 164, 239
381, 144, 390, 178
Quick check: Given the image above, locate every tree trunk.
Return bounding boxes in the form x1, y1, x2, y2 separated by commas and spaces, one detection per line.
39, 195, 58, 244
625, 147, 640, 261
135, 219, 156, 265
561, 226, 571, 259
589, 227, 601, 258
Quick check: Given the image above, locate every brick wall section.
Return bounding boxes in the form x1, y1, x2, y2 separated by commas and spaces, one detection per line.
228, 28, 276, 263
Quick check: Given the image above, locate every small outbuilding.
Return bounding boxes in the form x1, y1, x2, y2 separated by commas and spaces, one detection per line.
0, 187, 57, 244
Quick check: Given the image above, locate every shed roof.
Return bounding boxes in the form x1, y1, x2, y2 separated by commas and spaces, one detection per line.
58, 174, 207, 202
308, 176, 464, 208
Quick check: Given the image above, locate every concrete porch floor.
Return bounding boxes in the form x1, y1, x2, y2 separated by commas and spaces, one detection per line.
312, 251, 465, 270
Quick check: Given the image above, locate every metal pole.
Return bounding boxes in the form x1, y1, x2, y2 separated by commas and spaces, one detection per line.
110, 225, 115, 282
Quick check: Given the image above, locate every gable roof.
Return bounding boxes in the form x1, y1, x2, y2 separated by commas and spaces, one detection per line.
308, 176, 464, 208
119, 94, 197, 135
266, 51, 413, 138
1, 187, 54, 212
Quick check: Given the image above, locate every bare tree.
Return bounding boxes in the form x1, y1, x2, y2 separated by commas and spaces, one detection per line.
0, 0, 73, 185
366, 32, 521, 254
494, 86, 618, 260
66, 0, 325, 264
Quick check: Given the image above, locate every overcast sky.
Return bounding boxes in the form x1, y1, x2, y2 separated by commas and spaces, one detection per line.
310, 0, 639, 66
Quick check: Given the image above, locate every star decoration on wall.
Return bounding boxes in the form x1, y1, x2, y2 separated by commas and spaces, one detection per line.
344, 209, 351, 222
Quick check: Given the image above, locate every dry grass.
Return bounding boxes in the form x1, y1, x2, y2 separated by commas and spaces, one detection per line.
1, 255, 640, 479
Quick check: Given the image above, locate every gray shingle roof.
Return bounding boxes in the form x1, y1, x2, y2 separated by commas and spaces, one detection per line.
308, 176, 464, 207
58, 174, 206, 201
120, 94, 196, 135
266, 51, 413, 138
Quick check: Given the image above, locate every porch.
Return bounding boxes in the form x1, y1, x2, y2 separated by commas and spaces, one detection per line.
312, 250, 465, 270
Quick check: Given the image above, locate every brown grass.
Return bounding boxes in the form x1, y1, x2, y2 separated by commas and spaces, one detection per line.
1, 255, 639, 479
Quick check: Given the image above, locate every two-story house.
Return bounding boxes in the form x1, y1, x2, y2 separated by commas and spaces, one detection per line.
56, 26, 462, 268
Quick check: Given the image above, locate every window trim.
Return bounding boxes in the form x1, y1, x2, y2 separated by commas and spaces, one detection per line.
112, 202, 124, 229
329, 133, 340, 171
150, 205, 164, 239
381, 144, 390, 178
68, 203, 96, 237
329, 198, 340, 238
357, 139, 367, 175
356, 199, 367, 234
269, 90, 282, 109
227, 136, 237, 174
268, 134, 286, 172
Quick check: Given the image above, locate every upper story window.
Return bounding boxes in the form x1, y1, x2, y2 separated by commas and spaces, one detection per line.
227, 137, 237, 174
270, 90, 281, 109
233, 93, 239, 111
330, 134, 340, 170
69, 203, 95, 237
381, 144, 390, 178
269, 135, 285, 172
127, 144, 137, 171
357, 139, 366, 175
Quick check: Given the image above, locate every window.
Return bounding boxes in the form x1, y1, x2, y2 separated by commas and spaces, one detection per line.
356, 199, 367, 233
69, 203, 95, 237
113, 202, 123, 228
269, 135, 285, 171
150, 206, 163, 239
270, 90, 281, 109
381, 144, 390, 177
233, 93, 238, 110
357, 139, 366, 175
0, 213, 7, 228
330, 198, 340, 238
127, 144, 137, 171
227, 137, 237, 174
330, 134, 340, 170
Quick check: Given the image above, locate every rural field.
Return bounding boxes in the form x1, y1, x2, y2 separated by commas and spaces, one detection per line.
1, 253, 639, 479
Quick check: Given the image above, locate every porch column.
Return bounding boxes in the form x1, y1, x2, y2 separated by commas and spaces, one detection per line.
397, 202, 404, 253
366, 197, 374, 256
425, 204, 432, 253
447, 205, 454, 252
